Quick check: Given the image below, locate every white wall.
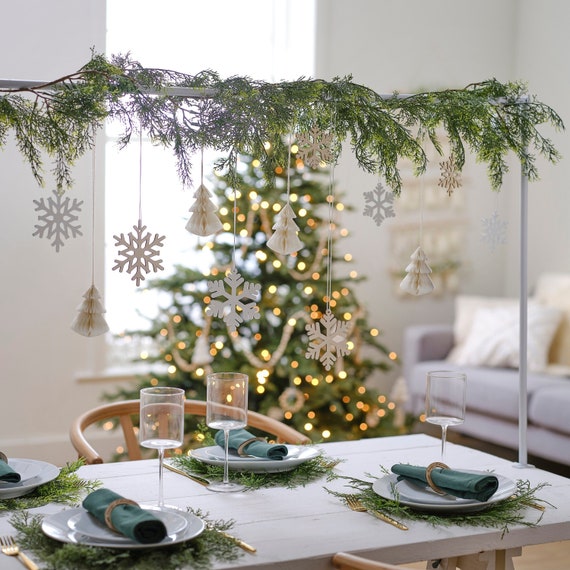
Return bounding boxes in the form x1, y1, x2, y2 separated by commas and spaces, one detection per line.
315, 0, 570, 390
0, 1, 568, 463
0, 1, 111, 465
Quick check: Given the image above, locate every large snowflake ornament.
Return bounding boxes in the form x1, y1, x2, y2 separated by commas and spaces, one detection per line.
296, 126, 334, 168
112, 219, 165, 286
32, 190, 83, 252
305, 309, 351, 371
438, 155, 462, 196
206, 268, 261, 332
363, 181, 396, 226
481, 211, 508, 250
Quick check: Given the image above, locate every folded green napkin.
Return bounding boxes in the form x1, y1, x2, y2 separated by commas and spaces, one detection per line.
0, 455, 21, 484
215, 428, 288, 460
391, 464, 499, 502
82, 489, 167, 544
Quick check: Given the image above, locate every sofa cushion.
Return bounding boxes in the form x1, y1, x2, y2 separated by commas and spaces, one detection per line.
529, 384, 570, 436
535, 273, 570, 373
449, 304, 561, 372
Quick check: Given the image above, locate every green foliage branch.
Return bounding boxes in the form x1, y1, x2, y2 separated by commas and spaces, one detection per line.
0, 52, 563, 193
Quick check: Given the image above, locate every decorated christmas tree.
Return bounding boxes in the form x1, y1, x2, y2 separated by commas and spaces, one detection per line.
107, 151, 413, 443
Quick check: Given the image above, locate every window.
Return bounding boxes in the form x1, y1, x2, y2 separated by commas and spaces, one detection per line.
105, 1, 315, 364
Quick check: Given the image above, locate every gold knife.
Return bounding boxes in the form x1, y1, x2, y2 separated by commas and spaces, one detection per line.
369, 509, 409, 530
164, 463, 257, 553
164, 463, 210, 487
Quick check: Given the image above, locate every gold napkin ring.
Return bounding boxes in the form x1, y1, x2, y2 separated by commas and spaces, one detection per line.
0, 452, 7, 463
104, 498, 139, 532
425, 462, 449, 495
237, 437, 266, 457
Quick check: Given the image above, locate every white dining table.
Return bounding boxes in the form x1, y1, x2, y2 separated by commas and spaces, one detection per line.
1, 433, 570, 570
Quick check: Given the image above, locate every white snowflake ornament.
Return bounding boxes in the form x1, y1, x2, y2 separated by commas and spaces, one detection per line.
296, 126, 334, 168
32, 190, 83, 252
305, 308, 351, 371
399, 246, 435, 296
206, 268, 261, 332
363, 181, 396, 226
185, 183, 223, 236
267, 203, 303, 255
481, 210, 508, 250
70, 284, 109, 337
112, 219, 165, 286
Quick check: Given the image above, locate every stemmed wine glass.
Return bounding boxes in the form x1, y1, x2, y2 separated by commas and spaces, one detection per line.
139, 387, 185, 508
206, 372, 248, 493
425, 371, 466, 460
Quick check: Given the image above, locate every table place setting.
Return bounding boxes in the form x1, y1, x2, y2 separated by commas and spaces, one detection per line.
329, 462, 550, 534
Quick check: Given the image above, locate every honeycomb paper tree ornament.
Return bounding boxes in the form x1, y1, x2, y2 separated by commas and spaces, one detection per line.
185, 183, 223, 236
267, 202, 303, 255
399, 246, 435, 296
70, 284, 109, 337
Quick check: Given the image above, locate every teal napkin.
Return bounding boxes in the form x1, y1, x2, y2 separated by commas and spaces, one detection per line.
391, 464, 499, 502
0, 456, 21, 484
82, 488, 167, 544
215, 428, 288, 460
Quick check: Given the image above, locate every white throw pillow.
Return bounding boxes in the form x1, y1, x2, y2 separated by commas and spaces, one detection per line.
450, 304, 562, 372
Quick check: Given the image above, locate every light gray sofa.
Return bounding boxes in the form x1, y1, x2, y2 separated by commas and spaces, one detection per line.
403, 323, 570, 467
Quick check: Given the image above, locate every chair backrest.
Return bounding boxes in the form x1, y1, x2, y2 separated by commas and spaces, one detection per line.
333, 553, 416, 570
70, 399, 311, 464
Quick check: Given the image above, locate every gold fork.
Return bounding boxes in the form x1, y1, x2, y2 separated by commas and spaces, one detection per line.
0, 536, 39, 570
345, 496, 408, 531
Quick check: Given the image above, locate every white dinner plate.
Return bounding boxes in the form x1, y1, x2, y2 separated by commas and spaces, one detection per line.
0, 459, 59, 499
372, 471, 516, 513
42, 507, 205, 549
0, 459, 43, 486
67, 506, 188, 543
191, 445, 320, 473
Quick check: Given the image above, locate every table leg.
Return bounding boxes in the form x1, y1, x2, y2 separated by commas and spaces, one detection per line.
427, 547, 522, 570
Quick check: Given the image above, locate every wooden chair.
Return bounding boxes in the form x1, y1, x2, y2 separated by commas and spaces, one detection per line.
333, 553, 417, 570
70, 399, 311, 464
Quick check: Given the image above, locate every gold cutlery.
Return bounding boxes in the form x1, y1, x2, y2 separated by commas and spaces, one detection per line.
346, 496, 408, 530
0, 536, 39, 570
164, 462, 211, 487
164, 463, 257, 553
509, 494, 546, 511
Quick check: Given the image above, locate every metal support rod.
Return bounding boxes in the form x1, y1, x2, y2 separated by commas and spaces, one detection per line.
516, 165, 530, 468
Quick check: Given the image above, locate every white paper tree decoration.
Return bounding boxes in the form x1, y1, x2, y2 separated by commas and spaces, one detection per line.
305, 308, 350, 371
185, 183, 222, 236
71, 284, 109, 337
399, 246, 435, 296
267, 202, 303, 255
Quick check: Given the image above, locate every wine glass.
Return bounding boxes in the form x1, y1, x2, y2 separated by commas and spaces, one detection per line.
425, 371, 466, 461
139, 387, 185, 508
206, 372, 248, 493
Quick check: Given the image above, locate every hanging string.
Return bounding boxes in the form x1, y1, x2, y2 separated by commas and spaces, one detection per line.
90, 143, 97, 287
138, 124, 143, 223
325, 164, 335, 312
232, 185, 238, 270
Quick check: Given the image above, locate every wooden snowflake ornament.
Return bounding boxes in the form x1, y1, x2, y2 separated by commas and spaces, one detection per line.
112, 219, 165, 286
296, 126, 334, 168
438, 155, 462, 196
185, 183, 223, 236
206, 268, 261, 332
70, 284, 109, 337
267, 203, 303, 255
305, 309, 351, 371
399, 246, 435, 296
